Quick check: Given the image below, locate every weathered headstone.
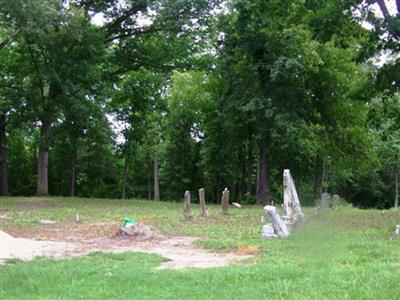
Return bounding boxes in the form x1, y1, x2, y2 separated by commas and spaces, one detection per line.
183, 191, 191, 218
264, 205, 289, 238
321, 192, 330, 210
395, 225, 400, 237
261, 223, 277, 239
199, 188, 207, 217
332, 194, 340, 208
282, 169, 304, 223
221, 188, 229, 215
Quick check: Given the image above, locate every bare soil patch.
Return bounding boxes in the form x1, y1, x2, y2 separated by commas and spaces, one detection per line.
0, 224, 252, 269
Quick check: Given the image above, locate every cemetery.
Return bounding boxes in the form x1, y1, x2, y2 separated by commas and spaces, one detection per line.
1, 169, 399, 298
1, 0, 400, 299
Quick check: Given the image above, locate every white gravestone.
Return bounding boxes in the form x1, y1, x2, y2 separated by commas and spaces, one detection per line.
283, 169, 304, 223
263, 205, 289, 238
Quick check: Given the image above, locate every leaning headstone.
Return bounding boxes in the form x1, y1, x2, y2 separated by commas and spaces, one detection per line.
395, 225, 400, 238
282, 169, 304, 223
321, 192, 330, 210
199, 188, 207, 217
264, 205, 289, 238
183, 191, 191, 218
221, 188, 229, 215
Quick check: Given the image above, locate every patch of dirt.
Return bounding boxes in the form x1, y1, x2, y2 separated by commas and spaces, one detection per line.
0, 225, 253, 270
0, 231, 77, 263
115, 223, 164, 241
4, 222, 121, 241
0, 210, 12, 220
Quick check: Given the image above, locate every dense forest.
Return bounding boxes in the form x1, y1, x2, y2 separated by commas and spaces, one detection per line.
0, 0, 399, 208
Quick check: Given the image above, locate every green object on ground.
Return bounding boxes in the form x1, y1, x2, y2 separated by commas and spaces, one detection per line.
123, 217, 136, 228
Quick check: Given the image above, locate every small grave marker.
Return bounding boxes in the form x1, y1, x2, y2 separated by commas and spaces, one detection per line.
321, 193, 330, 210
221, 188, 229, 215
199, 188, 207, 217
183, 191, 191, 218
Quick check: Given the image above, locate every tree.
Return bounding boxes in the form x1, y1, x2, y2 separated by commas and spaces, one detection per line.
368, 94, 400, 209
0, 0, 105, 195
0, 25, 30, 196
210, 0, 373, 205
162, 71, 209, 200
109, 69, 164, 199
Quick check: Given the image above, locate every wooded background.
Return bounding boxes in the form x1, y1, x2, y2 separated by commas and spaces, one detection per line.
0, 0, 399, 209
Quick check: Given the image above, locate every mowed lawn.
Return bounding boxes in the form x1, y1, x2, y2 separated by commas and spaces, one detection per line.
0, 197, 399, 299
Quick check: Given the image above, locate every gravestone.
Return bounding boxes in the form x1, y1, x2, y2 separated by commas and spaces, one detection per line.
321, 192, 330, 210
282, 169, 304, 223
199, 188, 207, 217
263, 205, 289, 238
261, 223, 277, 239
183, 191, 191, 218
221, 188, 229, 215
332, 194, 340, 208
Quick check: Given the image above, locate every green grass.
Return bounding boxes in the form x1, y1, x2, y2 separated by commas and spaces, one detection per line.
1, 197, 399, 299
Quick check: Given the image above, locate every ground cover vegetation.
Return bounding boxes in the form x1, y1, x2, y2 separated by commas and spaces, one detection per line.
0, 197, 399, 299
0, 1, 400, 208
1, 2, 400, 299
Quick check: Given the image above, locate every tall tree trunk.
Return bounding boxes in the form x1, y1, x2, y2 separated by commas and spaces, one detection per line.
147, 161, 152, 200
68, 152, 76, 197
37, 121, 51, 196
246, 146, 253, 196
153, 156, 160, 201
256, 133, 270, 205
237, 147, 246, 202
321, 161, 328, 193
313, 155, 323, 204
234, 178, 240, 203
122, 155, 129, 199
376, 0, 390, 18
0, 114, 8, 196
215, 177, 221, 204
395, 163, 399, 211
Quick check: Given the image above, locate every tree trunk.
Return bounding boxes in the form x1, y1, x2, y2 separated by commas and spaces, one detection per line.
0, 114, 8, 196
153, 156, 160, 201
376, 0, 390, 18
68, 152, 76, 197
313, 155, 323, 204
395, 163, 399, 211
122, 155, 129, 199
321, 161, 328, 193
246, 146, 253, 195
256, 133, 270, 205
147, 161, 152, 200
37, 121, 51, 196
234, 179, 240, 203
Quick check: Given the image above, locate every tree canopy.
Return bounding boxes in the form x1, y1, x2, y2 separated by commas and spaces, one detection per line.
0, 0, 398, 209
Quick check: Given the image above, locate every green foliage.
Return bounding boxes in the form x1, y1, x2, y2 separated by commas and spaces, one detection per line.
0, 197, 399, 299
0, 0, 399, 208
355, 93, 400, 208
6, 128, 36, 195
161, 71, 209, 200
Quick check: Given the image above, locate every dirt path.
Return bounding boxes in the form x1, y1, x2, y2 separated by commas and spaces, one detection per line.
0, 230, 252, 269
